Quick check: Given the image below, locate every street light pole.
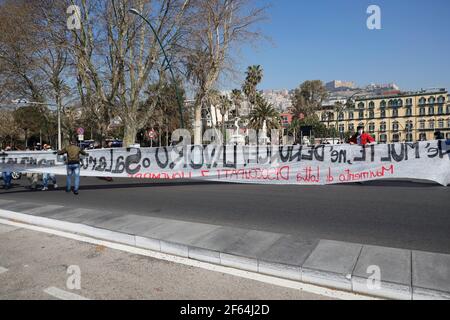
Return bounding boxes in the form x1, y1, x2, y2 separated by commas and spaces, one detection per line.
128, 8, 185, 129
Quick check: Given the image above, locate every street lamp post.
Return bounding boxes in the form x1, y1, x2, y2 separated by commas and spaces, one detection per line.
128, 8, 185, 129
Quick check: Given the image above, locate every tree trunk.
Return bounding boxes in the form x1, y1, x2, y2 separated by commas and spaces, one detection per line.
123, 122, 138, 147
193, 105, 202, 145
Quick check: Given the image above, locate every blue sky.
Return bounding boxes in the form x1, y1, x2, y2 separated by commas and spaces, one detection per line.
231, 0, 450, 91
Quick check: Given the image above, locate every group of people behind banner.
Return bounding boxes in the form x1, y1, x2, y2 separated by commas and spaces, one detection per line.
1, 140, 88, 195
2, 129, 449, 192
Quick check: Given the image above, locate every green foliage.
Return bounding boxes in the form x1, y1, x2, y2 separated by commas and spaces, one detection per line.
243, 65, 263, 105
249, 94, 280, 130
291, 80, 328, 118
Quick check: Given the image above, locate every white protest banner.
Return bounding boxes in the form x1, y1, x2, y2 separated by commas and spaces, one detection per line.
1, 140, 449, 186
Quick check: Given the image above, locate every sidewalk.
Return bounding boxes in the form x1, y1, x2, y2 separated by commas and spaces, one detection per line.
0, 198, 449, 300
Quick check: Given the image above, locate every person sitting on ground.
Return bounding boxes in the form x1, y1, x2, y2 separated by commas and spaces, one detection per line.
57, 140, 88, 195
349, 126, 376, 146
41, 144, 58, 191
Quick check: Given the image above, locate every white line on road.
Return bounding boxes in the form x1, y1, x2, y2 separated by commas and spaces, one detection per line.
0, 266, 8, 274
0, 219, 379, 300
44, 287, 89, 300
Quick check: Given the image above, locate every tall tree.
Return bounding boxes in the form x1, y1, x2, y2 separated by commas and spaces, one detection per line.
69, 0, 191, 147
243, 65, 263, 107
230, 89, 243, 118
0, 0, 48, 102
249, 94, 280, 131
291, 80, 328, 119
185, 0, 267, 145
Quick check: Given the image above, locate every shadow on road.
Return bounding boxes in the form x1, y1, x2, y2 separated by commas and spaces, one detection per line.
0, 178, 443, 195
0, 180, 229, 194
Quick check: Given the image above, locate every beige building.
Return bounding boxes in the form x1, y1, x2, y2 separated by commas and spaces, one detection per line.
318, 89, 450, 143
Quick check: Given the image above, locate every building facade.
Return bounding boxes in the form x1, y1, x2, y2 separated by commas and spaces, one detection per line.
318, 89, 450, 143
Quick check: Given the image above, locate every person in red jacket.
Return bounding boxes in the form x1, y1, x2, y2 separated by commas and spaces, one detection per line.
349, 126, 376, 146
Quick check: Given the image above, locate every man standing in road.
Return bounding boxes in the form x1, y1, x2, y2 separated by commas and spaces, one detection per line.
58, 140, 88, 195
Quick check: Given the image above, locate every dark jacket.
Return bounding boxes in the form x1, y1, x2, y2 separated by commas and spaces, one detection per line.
58, 145, 88, 165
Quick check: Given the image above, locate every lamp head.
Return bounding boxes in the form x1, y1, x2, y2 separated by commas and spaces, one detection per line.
128, 8, 141, 15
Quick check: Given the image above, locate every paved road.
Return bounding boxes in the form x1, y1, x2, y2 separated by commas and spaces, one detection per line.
0, 223, 327, 300
0, 177, 449, 254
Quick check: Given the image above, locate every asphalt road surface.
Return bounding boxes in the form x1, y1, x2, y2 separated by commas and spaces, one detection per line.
0, 223, 327, 300
1, 177, 449, 254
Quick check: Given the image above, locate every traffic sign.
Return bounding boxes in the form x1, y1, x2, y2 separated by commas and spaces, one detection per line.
77, 127, 85, 135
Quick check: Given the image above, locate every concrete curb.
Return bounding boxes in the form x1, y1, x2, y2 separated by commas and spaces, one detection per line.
0, 208, 449, 300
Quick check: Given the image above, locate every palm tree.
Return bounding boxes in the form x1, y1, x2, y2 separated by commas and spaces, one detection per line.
246, 65, 263, 85
230, 89, 243, 117
249, 94, 280, 132
218, 95, 232, 142
243, 65, 263, 108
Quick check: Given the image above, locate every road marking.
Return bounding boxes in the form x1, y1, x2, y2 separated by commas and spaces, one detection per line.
43, 287, 89, 300
0, 219, 379, 300
0, 266, 8, 274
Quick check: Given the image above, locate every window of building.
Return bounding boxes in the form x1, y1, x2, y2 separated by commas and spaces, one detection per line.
438, 105, 444, 115
428, 97, 435, 104
406, 133, 413, 142
419, 120, 425, 130
369, 111, 375, 119
338, 112, 344, 121
348, 112, 354, 120
438, 96, 445, 104
392, 108, 399, 118
380, 100, 387, 108
380, 122, 386, 132
369, 101, 375, 109
368, 122, 375, 133
358, 111, 364, 120
393, 121, 399, 132
419, 107, 426, 116
447, 118, 450, 128
419, 133, 427, 141
358, 102, 365, 109
429, 120, 435, 129
438, 119, 444, 129
447, 106, 450, 114
447, 133, 450, 140
380, 109, 386, 118
406, 108, 412, 116
419, 97, 426, 105
348, 124, 354, 132
428, 107, 434, 116
392, 134, 400, 143
406, 98, 413, 106
406, 121, 414, 131
339, 124, 345, 133
397, 99, 403, 107
379, 134, 387, 143
321, 113, 327, 121
388, 100, 394, 107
